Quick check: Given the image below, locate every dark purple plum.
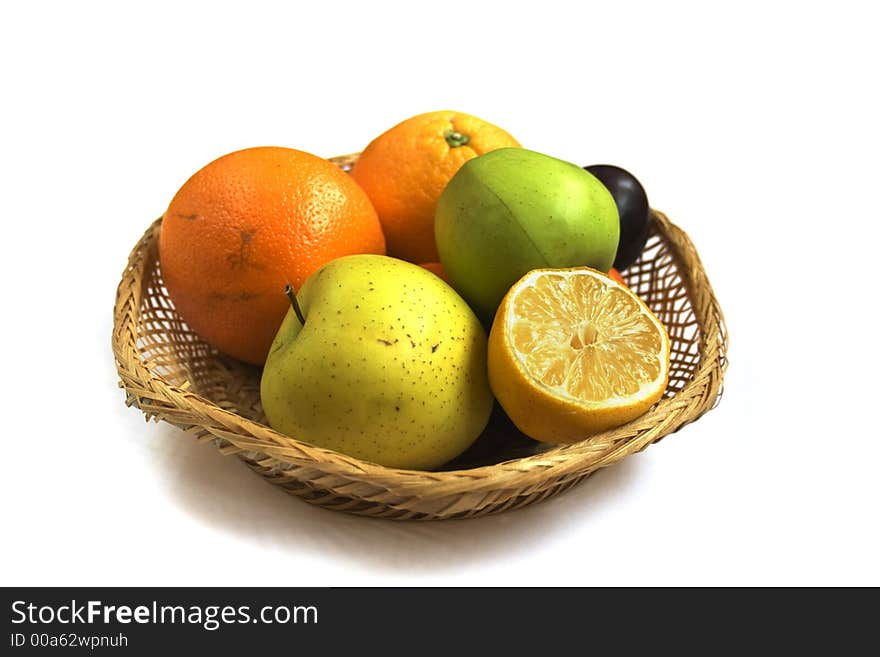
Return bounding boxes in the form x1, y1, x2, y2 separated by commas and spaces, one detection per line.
585, 164, 650, 271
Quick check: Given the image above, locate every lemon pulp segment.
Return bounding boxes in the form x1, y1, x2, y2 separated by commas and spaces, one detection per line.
508, 271, 665, 404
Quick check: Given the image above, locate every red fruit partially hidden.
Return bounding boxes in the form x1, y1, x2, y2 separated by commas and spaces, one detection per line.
419, 262, 451, 285
609, 267, 627, 287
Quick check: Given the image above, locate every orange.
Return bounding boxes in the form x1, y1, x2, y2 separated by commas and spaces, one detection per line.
159, 146, 385, 365
350, 110, 520, 263
418, 261, 451, 285
488, 267, 670, 443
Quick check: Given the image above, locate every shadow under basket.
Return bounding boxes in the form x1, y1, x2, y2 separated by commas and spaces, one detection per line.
112, 157, 728, 520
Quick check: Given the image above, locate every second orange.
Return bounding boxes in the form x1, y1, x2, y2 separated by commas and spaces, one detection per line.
351, 110, 520, 263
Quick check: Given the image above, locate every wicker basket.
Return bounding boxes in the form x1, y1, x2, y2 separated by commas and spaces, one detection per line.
112, 154, 728, 520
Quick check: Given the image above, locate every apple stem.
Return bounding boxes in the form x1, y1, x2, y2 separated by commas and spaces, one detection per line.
285, 284, 306, 326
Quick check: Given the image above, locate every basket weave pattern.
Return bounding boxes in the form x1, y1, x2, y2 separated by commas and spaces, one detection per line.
112, 156, 727, 520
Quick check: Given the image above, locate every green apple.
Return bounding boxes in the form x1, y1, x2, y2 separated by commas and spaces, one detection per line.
435, 147, 620, 322
260, 254, 493, 470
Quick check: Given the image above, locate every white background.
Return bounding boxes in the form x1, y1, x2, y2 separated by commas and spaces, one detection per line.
2, 1, 878, 586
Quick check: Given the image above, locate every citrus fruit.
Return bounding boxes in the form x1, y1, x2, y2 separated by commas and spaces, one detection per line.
350, 110, 520, 263
488, 267, 670, 443
159, 146, 385, 365
418, 261, 451, 284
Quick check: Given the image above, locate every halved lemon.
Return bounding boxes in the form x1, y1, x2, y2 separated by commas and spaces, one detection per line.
488, 267, 670, 443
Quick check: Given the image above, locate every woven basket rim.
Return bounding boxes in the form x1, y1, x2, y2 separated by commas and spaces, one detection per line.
112, 208, 728, 500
